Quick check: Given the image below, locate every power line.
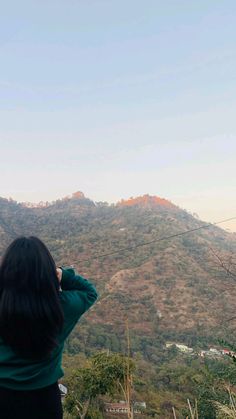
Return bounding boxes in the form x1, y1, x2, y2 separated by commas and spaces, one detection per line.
76, 216, 236, 263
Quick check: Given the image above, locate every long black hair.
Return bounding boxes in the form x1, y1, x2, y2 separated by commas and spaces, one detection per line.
0, 236, 64, 359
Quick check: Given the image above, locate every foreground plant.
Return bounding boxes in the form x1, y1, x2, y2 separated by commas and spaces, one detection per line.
173, 399, 198, 419
214, 387, 236, 418
64, 351, 135, 419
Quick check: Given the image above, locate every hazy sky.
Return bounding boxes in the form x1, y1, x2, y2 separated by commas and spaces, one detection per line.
0, 0, 235, 231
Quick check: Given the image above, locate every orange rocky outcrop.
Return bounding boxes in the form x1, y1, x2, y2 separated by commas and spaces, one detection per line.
117, 194, 174, 208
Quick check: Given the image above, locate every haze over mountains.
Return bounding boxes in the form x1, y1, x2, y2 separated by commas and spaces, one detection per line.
0, 191, 236, 350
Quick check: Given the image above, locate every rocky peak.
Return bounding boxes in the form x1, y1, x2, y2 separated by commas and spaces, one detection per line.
117, 194, 175, 208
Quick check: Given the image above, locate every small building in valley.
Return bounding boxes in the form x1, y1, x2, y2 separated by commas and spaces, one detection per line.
104, 401, 146, 415
166, 342, 193, 353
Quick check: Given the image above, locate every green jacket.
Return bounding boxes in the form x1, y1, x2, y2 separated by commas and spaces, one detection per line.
0, 268, 98, 390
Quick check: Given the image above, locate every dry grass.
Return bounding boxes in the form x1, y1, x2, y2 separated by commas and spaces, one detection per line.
172, 399, 198, 419
171, 388, 236, 419
214, 387, 236, 418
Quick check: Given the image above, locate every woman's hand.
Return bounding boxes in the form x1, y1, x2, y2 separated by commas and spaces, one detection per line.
56, 268, 62, 283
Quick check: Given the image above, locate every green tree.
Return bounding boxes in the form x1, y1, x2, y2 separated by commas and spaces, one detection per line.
64, 351, 135, 419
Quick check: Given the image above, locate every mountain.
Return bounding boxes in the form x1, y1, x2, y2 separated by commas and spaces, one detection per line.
0, 192, 236, 353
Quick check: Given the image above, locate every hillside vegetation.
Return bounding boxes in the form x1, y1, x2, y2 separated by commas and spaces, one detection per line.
0, 192, 235, 344
1, 192, 236, 417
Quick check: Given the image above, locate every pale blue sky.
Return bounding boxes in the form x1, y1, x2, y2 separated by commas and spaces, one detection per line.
0, 0, 235, 230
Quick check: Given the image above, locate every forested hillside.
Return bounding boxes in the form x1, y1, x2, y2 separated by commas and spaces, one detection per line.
1, 192, 236, 417
0, 192, 235, 347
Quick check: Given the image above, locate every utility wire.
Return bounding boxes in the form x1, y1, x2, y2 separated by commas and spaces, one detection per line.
76, 216, 236, 263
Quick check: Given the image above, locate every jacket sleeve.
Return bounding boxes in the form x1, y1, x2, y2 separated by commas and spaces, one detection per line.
58, 267, 98, 342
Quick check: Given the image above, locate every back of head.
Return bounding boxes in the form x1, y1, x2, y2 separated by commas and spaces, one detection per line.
0, 236, 64, 359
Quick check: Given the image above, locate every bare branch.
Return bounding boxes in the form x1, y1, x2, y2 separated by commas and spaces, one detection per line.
209, 247, 236, 279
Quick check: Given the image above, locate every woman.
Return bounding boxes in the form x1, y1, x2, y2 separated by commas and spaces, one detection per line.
0, 236, 98, 419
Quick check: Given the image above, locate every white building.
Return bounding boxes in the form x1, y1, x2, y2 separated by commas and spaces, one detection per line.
166, 342, 193, 353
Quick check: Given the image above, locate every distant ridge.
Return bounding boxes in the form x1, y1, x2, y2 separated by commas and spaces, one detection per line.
21, 191, 92, 208
16, 192, 175, 209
